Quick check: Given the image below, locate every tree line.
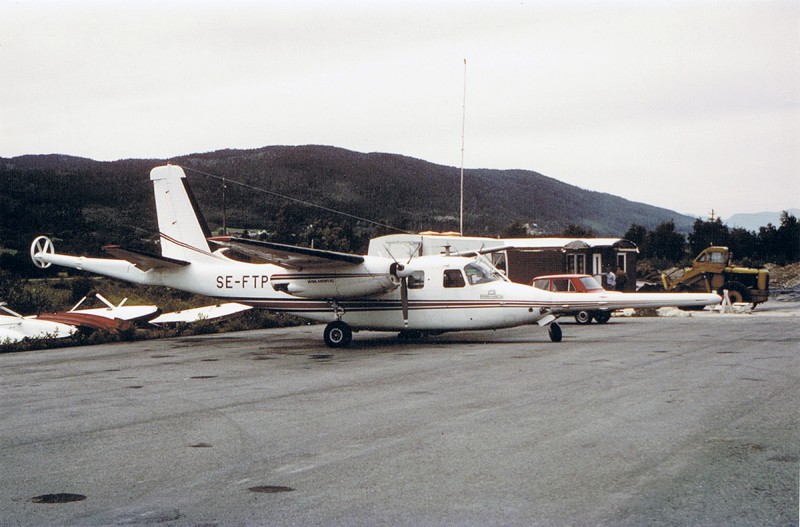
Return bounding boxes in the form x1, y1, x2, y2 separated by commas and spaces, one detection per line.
622, 211, 800, 266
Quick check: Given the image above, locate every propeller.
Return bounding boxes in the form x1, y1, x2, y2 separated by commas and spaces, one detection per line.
30, 236, 55, 269
386, 243, 421, 329
390, 261, 410, 327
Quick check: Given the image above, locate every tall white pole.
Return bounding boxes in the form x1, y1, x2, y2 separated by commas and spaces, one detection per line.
460, 58, 467, 236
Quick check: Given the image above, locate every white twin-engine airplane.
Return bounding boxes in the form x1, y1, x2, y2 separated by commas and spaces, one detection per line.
30, 165, 720, 348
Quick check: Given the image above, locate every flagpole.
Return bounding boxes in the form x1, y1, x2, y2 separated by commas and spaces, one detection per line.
460, 58, 467, 236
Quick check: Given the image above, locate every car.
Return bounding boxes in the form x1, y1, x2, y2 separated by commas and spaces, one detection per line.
530, 274, 616, 324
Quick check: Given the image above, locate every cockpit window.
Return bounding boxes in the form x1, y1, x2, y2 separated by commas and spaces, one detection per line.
464, 260, 502, 285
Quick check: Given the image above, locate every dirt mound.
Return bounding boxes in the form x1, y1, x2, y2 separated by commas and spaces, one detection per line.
765, 262, 800, 288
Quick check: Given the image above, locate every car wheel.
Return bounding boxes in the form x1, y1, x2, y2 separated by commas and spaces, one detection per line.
594, 311, 611, 324
574, 310, 593, 324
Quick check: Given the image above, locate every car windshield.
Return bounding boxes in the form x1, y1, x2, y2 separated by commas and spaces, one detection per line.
464, 259, 503, 285
580, 276, 603, 290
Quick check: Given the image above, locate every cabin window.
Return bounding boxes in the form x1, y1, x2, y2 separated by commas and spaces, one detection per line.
443, 269, 466, 288
407, 270, 425, 289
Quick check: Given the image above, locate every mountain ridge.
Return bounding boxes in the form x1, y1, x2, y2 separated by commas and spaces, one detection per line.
725, 209, 800, 232
1, 145, 696, 253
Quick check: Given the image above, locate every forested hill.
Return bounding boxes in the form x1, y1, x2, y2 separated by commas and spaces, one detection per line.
1, 146, 694, 257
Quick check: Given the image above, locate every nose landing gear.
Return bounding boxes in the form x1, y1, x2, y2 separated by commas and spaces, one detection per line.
548, 322, 563, 342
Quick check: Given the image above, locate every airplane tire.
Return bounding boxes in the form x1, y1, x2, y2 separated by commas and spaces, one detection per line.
324, 321, 352, 348
574, 310, 593, 324
548, 322, 563, 343
398, 330, 424, 340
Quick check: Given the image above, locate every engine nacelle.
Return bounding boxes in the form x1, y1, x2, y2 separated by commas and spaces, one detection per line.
271, 260, 400, 299
390, 262, 419, 279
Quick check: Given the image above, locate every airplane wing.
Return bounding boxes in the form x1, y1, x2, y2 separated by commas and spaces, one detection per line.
102, 245, 190, 271
544, 291, 720, 314
453, 245, 515, 257
149, 302, 252, 324
209, 237, 364, 270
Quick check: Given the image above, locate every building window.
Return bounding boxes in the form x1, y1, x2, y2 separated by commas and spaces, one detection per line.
567, 254, 585, 274
617, 253, 626, 272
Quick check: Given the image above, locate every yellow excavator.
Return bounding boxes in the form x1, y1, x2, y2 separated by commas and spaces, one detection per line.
662, 246, 769, 306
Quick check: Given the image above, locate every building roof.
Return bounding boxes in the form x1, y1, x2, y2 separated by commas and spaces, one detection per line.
368, 234, 637, 259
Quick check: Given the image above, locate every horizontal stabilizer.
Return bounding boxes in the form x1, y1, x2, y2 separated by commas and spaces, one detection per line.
210, 237, 364, 269
103, 245, 190, 271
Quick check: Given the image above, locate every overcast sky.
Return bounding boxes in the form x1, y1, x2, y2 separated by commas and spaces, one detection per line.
1, 0, 798, 220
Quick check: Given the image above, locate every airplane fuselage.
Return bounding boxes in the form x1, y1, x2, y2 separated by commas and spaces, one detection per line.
38, 250, 718, 335
40, 252, 550, 331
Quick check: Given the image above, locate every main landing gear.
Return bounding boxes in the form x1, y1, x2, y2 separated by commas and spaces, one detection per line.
324, 320, 353, 348
324, 301, 353, 348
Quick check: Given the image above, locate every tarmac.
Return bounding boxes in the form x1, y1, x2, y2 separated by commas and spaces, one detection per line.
1, 301, 798, 526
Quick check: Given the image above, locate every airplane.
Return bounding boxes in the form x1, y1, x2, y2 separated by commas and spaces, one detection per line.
32, 293, 159, 333
29, 164, 720, 348
0, 303, 76, 344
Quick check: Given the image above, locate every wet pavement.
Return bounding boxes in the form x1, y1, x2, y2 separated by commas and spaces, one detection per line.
1, 300, 798, 526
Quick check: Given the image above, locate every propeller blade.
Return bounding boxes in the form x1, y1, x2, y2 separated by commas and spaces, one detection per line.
401, 277, 409, 327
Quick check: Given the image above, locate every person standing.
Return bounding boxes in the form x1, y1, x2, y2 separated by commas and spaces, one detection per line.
615, 267, 628, 291
606, 269, 616, 290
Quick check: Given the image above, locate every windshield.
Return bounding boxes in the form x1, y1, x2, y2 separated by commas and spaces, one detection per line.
464, 259, 503, 285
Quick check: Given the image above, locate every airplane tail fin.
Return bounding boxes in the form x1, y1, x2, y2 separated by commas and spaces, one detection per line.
150, 165, 215, 262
